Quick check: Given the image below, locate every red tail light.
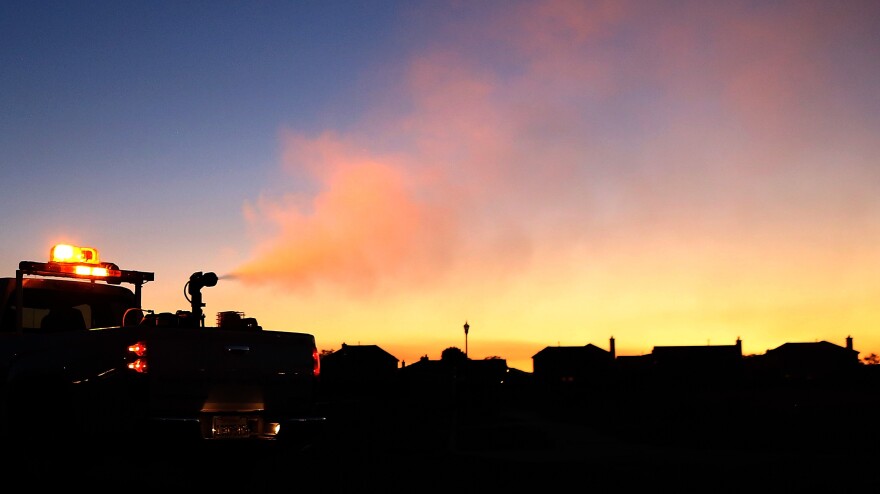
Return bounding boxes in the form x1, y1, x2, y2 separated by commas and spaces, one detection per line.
128, 342, 147, 356
312, 347, 320, 377
128, 341, 147, 373
128, 359, 148, 373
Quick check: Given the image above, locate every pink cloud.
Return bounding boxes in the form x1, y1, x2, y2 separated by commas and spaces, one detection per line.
235, 132, 461, 295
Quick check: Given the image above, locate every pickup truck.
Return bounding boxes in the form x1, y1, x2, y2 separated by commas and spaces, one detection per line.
0, 244, 325, 447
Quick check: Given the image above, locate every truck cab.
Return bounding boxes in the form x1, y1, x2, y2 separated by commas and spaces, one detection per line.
0, 244, 152, 334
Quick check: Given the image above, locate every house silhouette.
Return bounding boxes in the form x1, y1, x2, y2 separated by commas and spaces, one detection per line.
649, 338, 743, 386
319, 343, 399, 398
532, 338, 615, 385
757, 336, 859, 381
318, 335, 867, 402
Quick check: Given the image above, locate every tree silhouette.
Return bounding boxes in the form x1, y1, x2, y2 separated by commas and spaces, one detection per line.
441, 346, 467, 362
863, 353, 879, 365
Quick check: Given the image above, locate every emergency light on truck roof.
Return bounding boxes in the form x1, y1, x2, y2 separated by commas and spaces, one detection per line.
42, 244, 121, 278
18, 243, 155, 287
50, 244, 99, 264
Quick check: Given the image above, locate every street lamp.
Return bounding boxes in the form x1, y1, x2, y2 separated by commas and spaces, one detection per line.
464, 321, 469, 358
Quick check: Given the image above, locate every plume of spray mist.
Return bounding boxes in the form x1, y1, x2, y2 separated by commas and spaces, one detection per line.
232, 135, 469, 297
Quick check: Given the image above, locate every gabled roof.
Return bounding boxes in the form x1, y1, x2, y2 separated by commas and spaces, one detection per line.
532, 343, 610, 359
404, 357, 447, 371
769, 341, 852, 352
321, 343, 399, 365
766, 340, 858, 358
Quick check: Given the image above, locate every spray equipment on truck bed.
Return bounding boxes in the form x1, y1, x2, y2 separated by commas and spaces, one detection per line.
182, 273, 261, 330
185, 271, 218, 327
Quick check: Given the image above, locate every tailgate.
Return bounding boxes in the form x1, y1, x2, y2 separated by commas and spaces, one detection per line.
143, 327, 318, 416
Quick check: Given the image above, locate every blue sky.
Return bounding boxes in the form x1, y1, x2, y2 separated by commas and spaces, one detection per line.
2, 1, 413, 272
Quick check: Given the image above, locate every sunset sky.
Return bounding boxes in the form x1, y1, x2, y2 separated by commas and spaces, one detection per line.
2, 1, 878, 372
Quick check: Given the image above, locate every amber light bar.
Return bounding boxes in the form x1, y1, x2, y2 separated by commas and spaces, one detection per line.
51, 244, 100, 264
30, 244, 121, 279
66, 263, 118, 278
19, 243, 154, 286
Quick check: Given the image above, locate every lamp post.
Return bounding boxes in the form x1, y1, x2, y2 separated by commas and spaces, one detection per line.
464, 321, 469, 358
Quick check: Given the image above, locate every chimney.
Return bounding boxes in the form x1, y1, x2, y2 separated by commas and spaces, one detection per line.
846, 335, 853, 351
609, 336, 616, 360
735, 337, 742, 355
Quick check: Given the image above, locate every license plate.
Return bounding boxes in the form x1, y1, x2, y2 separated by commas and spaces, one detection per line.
211, 416, 251, 439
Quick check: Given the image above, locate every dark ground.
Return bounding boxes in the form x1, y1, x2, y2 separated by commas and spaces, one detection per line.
10, 383, 880, 493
